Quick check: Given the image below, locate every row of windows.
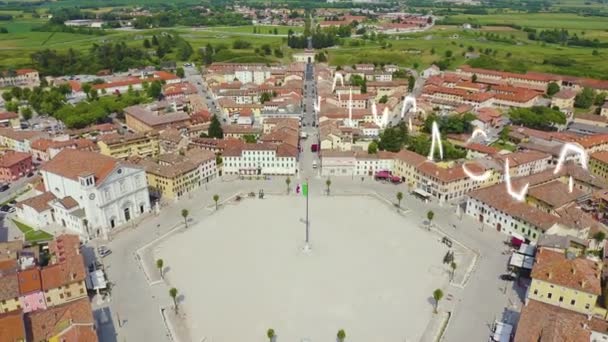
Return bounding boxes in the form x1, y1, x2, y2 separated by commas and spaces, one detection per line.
532, 289, 591, 309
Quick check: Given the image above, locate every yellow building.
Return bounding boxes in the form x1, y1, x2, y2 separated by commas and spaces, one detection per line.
136, 154, 202, 200
527, 247, 602, 315
590, 151, 608, 182
98, 132, 160, 160
393, 149, 427, 189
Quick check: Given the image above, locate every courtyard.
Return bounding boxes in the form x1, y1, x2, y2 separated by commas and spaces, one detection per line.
154, 194, 451, 341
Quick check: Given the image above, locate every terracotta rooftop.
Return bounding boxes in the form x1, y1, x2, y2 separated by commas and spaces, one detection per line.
48, 234, 81, 263
394, 149, 427, 167
16, 191, 56, 213
531, 247, 602, 295
0, 310, 26, 342
592, 151, 608, 164
41, 149, 118, 185
0, 272, 20, 301
553, 89, 577, 100
469, 184, 559, 231
578, 134, 608, 149
0, 111, 18, 121
514, 299, 592, 342
17, 267, 41, 295
527, 180, 586, 208
465, 143, 499, 155
25, 297, 95, 342
57, 196, 79, 210
494, 150, 550, 167
0, 151, 31, 168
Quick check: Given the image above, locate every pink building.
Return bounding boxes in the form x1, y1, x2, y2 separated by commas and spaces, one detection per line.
0, 151, 33, 182
17, 267, 47, 313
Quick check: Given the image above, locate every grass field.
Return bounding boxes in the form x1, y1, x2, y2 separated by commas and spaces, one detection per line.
12, 219, 54, 243
326, 26, 608, 79
0, 11, 606, 79
202, 25, 303, 35
442, 13, 608, 31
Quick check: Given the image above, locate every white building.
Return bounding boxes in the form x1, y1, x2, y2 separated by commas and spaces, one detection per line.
222, 143, 298, 175
320, 150, 395, 177
17, 149, 151, 240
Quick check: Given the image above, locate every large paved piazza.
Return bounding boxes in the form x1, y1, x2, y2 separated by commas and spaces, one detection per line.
154, 195, 450, 341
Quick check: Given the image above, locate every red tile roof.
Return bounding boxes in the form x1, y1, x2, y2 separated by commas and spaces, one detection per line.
41, 149, 118, 184
25, 298, 95, 342
0, 310, 26, 342
514, 299, 592, 342
17, 267, 41, 295
0, 112, 18, 121
0, 151, 31, 168
531, 247, 602, 295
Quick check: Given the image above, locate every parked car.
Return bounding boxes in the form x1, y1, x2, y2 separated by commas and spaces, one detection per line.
441, 236, 453, 248
500, 274, 516, 281
0, 205, 11, 212
0, 184, 9, 192
7, 207, 15, 213
97, 246, 112, 258
27, 172, 34, 177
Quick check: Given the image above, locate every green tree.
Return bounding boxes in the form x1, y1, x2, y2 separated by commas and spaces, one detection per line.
450, 262, 457, 281
326, 179, 331, 196
169, 288, 179, 313
408, 75, 415, 92
181, 209, 189, 228
547, 82, 560, 96
1, 92, 12, 102
176, 67, 185, 78
433, 288, 443, 313
378, 122, 408, 152
143, 38, 151, 48
427, 210, 434, 227
396, 191, 403, 208
267, 328, 275, 341
260, 92, 272, 103
208, 115, 224, 139
243, 134, 257, 143
379, 95, 388, 104
147, 80, 162, 99
156, 259, 164, 279
10, 87, 22, 100
499, 126, 510, 142
337, 329, 346, 342
575, 87, 595, 109
5, 101, 18, 113
213, 194, 219, 210
594, 231, 606, 248
445, 50, 453, 58
285, 177, 291, 194
21, 106, 33, 121
509, 106, 566, 130
152, 35, 159, 45
367, 141, 378, 154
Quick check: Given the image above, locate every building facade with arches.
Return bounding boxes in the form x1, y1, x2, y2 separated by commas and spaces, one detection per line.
18, 149, 151, 240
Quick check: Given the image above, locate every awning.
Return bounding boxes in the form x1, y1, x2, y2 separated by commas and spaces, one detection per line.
86, 270, 107, 290
509, 253, 535, 270
518, 243, 536, 256
413, 188, 432, 198
492, 321, 513, 342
